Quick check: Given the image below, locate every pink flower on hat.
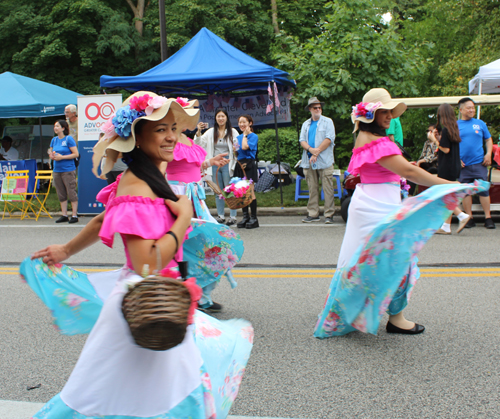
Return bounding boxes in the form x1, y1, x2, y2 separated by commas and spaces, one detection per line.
365, 101, 382, 112
100, 113, 117, 137
145, 96, 168, 116
130, 94, 152, 112
352, 101, 383, 120
176, 97, 190, 107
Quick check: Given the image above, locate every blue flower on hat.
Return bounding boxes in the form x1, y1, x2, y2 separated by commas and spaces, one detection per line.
112, 105, 145, 138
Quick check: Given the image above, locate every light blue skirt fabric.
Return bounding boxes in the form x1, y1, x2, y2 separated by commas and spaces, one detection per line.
314, 180, 489, 338
170, 181, 242, 294
20, 260, 253, 419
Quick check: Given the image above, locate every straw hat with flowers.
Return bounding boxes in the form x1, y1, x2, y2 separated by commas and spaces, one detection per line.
351, 88, 407, 132
93, 92, 199, 178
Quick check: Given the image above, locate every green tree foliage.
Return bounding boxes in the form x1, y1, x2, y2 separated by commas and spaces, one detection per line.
1, 0, 499, 163
144, 0, 274, 62
0, 0, 146, 94
257, 127, 302, 165
274, 0, 425, 167
272, 0, 329, 44
396, 0, 500, 145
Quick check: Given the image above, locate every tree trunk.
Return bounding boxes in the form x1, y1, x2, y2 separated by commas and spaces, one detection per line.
126, 0, 146, 36
271, 0, 279, 34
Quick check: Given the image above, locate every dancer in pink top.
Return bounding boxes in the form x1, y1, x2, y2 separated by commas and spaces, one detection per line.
167, 134, 244, 312
315, 89, 487, 338
20, 92, 253, 419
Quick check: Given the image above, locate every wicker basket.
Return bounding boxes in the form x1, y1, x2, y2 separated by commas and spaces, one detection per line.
122, 276, 191, 351
205, 161, 253, 210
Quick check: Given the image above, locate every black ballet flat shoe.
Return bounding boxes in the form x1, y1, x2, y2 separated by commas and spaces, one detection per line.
386, 321, 425, 335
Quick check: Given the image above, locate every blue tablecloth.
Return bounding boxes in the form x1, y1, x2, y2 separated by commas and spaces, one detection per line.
0, 159, 37, 193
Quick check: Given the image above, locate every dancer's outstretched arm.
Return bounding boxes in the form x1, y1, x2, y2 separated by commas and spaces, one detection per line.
31, 212, 105, 265
378, 155, 456, 187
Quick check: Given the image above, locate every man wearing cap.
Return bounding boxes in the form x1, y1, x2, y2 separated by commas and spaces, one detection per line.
0, 136, 19, 161
299, 97, 336, 223
457, 97, 495, 229
65, 104, 78, 143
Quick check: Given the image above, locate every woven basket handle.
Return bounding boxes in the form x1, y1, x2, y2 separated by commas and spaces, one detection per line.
153, 244, 162, 274
153, 242, 188, 281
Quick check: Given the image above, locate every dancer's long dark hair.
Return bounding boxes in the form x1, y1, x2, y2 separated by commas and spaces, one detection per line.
213, 108, 233, 145
123, 120, 178, 202
437, 103, 461, 143
358, 119, 386, 137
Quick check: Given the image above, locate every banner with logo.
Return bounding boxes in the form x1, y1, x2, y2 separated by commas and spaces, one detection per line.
198, 92, 291, 129
77, 94, 122, 214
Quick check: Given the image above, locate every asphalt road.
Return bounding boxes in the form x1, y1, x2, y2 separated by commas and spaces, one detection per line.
0, 215, 499, 418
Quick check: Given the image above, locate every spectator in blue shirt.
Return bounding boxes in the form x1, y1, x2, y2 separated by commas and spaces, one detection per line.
456, 98, 495, 229
299, 97, 336, 224
234, 114, 259, 229
49, 120, 79, 224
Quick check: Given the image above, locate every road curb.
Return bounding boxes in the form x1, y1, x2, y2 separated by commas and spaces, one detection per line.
4, 206, 342, 219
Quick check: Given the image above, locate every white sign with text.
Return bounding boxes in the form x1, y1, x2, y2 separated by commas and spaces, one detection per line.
77, 94, 123, 142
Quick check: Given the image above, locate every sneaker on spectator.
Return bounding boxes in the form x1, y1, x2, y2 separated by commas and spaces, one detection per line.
55, 216, 69, 223
215, 216, 225, 224
484, 218, 496, 229
325, 217, 334, 224
302, 216, 320, 223
68, 216, 79, 224
226, 217, 237, 226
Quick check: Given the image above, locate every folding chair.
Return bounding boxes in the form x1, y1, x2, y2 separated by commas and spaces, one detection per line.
23, 170, 53, 221
1, 170, 30, 220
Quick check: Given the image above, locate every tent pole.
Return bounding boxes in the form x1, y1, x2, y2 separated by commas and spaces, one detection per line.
39, 117, 44, 167
272, 83, 284, 207
477, 80, 482, 119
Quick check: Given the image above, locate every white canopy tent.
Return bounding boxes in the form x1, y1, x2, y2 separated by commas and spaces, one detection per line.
469, 58, 500, 95
468, 58, 500, 118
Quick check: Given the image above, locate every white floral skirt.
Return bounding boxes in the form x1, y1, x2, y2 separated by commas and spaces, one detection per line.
20, 261, 253, 419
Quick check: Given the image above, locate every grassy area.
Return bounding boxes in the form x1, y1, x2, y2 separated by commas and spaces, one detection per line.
205, 183, 341, 208
44, 181, 341, 213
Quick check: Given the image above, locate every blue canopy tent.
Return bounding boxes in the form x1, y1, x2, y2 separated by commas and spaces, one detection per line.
100, 28, 296, 205
0, 72, 81, 163
100, 28, 295, 93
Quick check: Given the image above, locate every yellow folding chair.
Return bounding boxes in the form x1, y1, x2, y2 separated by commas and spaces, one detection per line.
23, 170, 53, 221
1, 170, 31, 220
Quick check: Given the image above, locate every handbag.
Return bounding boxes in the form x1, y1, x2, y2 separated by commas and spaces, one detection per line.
254, 170, 276, 193
74, 156, 80, 168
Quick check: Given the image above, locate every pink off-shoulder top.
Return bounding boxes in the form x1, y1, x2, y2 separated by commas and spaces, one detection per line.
166, 139, 207, 183
96, 174, 184, 271
347, 137, 402, 184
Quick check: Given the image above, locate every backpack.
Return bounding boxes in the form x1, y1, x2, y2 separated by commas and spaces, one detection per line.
254, 170, 276, 193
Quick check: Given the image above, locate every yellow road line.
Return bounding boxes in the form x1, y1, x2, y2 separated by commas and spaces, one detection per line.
3, 267, 500, 273
4, 267, 500, 278
6, 272, 500, 278
231, 273, 500, 278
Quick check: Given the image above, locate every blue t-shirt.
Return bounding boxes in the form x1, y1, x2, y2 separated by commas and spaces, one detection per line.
457, 118, 491, 166
50, 135, 77, 173
307, 120, 318, 158
237, 132, 258, 160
